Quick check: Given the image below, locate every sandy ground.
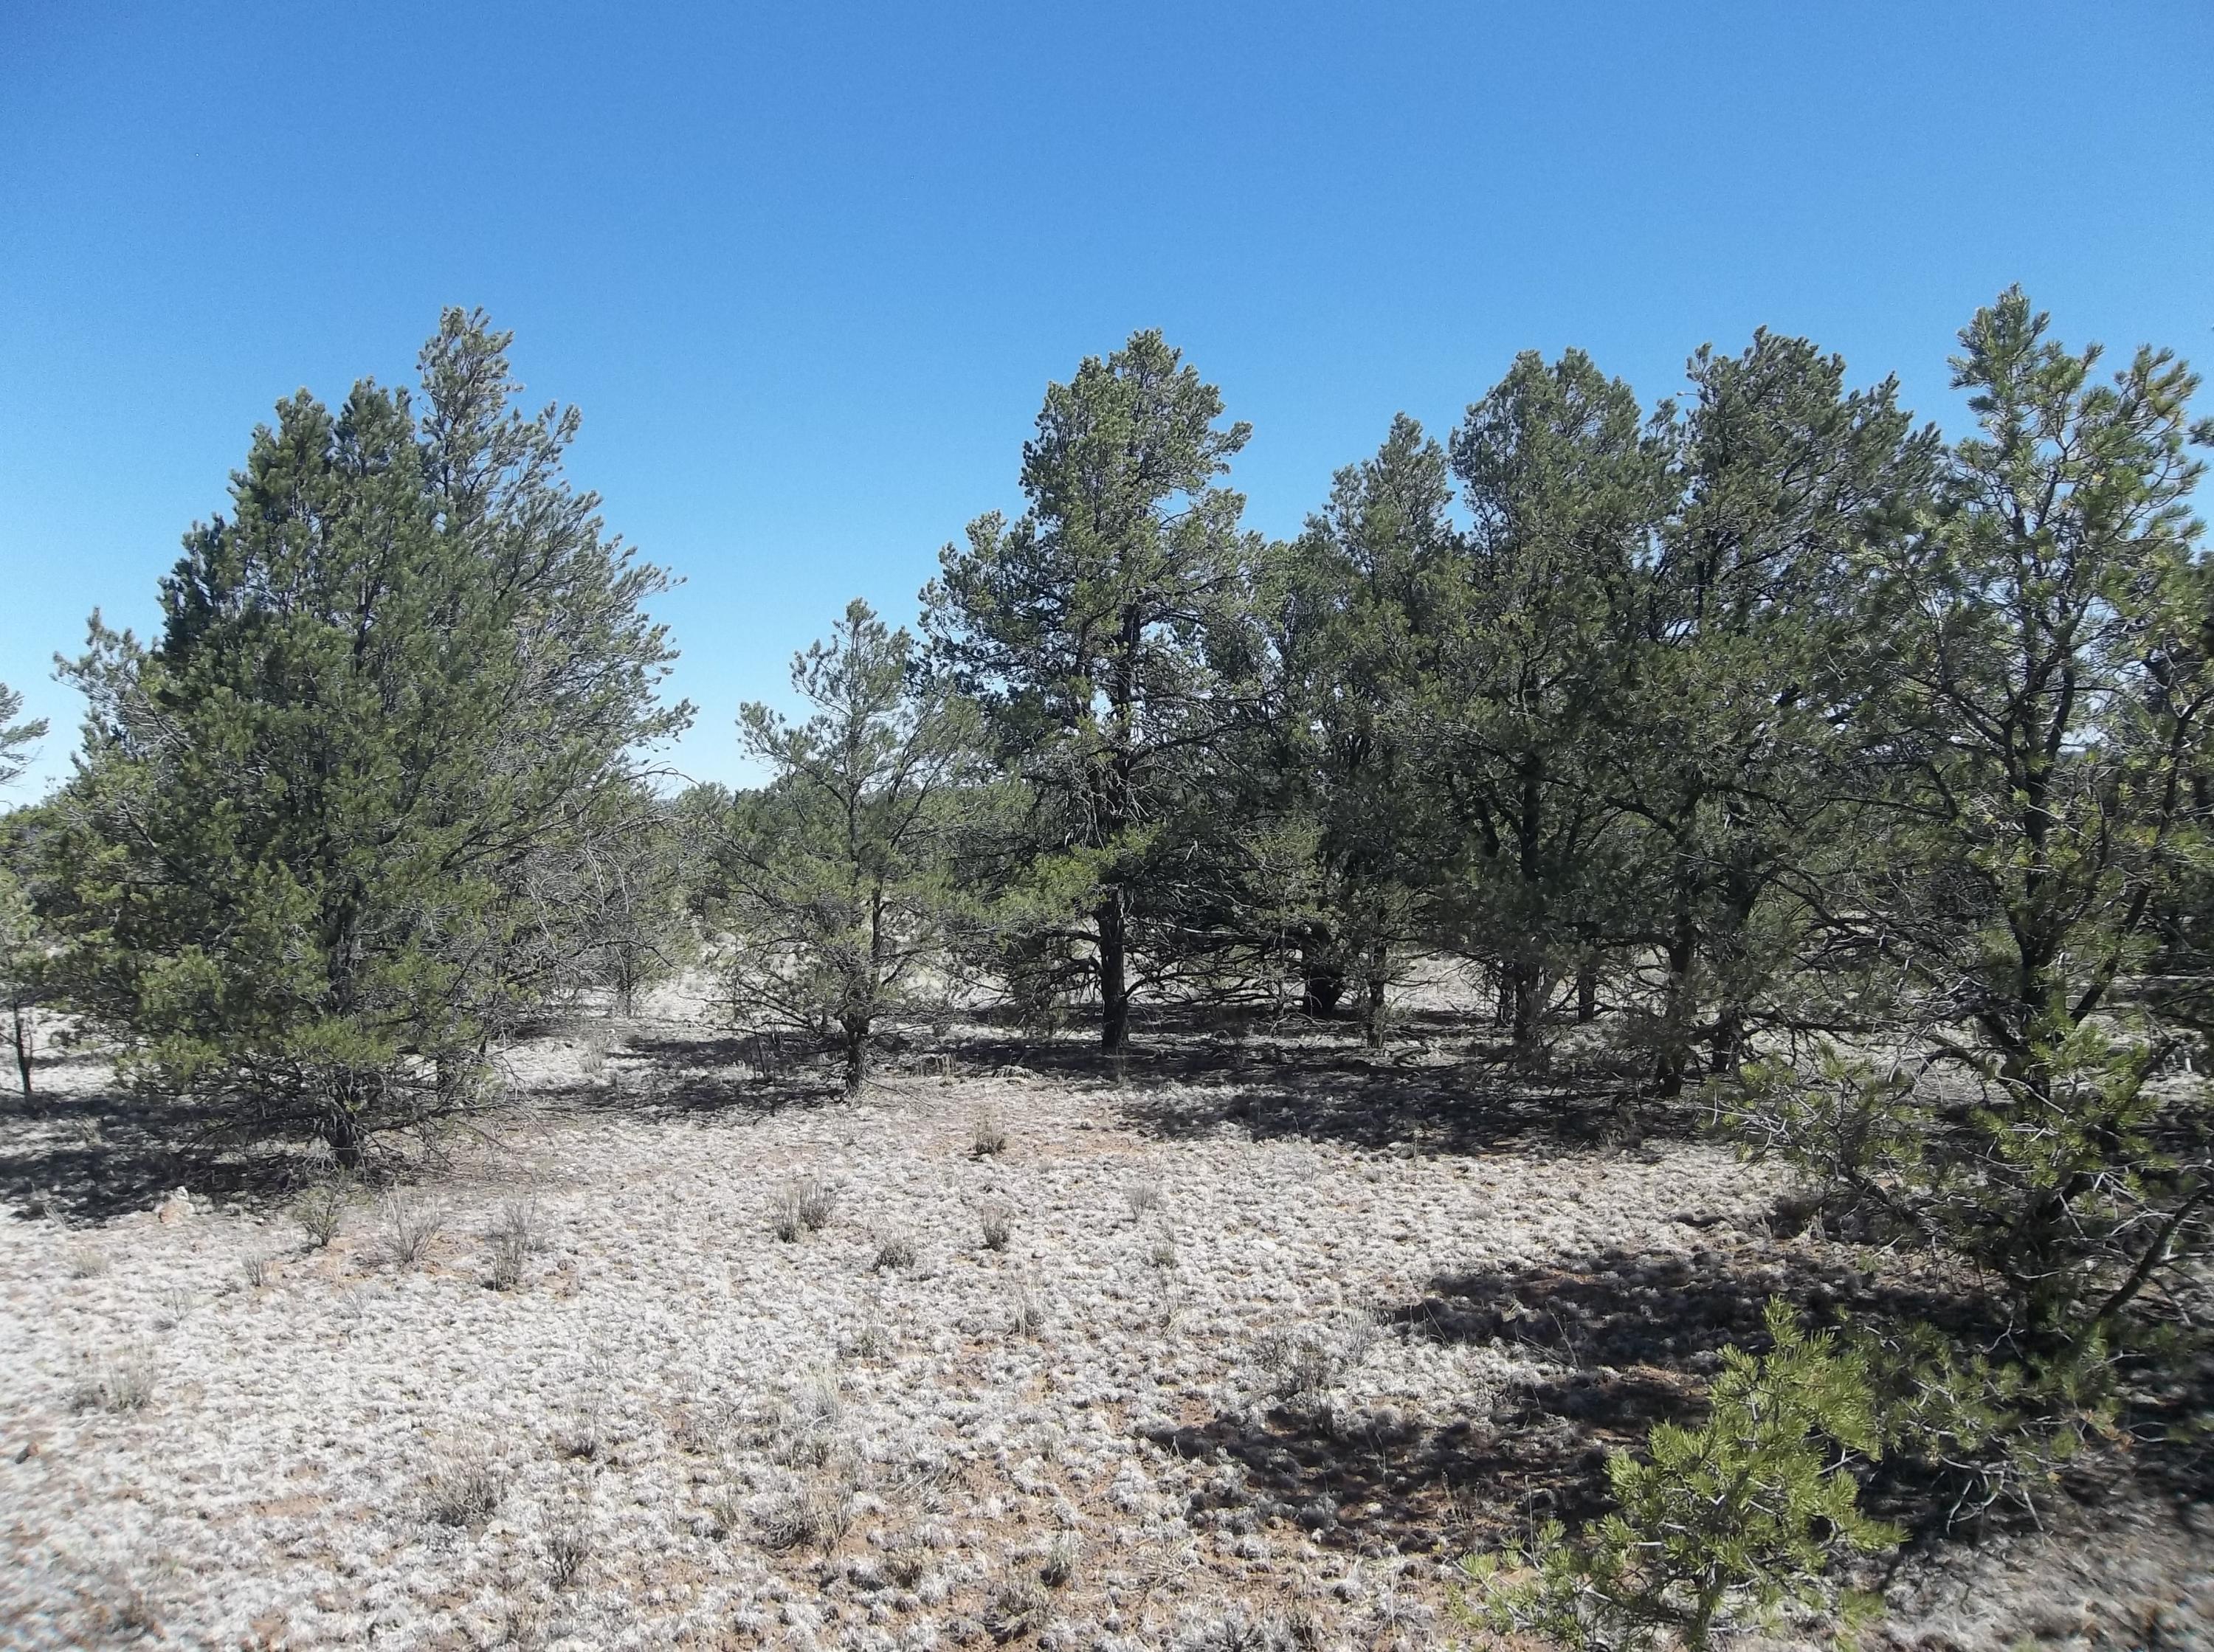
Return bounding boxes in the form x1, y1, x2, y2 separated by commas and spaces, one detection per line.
2, 997, 2209, 1651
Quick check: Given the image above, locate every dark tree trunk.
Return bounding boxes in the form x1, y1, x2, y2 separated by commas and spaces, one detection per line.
1511, 958, 1548, 1065
1576, 956, 1599, 1024
10, 1000, 31, 1106
1362, 945, 1387, 1048
325, 1107, 367, 1171
1097, 887, 1130, 1054
841, 1023, 869, 1094
1652, 925, 1698, 1099
1301, 945, 1346, 1017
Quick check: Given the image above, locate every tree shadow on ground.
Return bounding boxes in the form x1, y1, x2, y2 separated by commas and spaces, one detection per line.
0, 1062, 300, 1227
1142, 1240, 1981, 1561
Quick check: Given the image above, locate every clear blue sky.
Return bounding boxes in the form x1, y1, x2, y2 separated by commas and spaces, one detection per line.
4, 1, 2210, 797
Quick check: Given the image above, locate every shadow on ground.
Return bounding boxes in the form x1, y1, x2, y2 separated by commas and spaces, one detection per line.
0, 1060, 301, 1227
1143, 1240, 2007, 1559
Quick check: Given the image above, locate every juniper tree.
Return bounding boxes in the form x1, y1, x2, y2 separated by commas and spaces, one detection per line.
721, 599, 982, 1091
36, 310, 688, 1161
926, 331, 1266, 1052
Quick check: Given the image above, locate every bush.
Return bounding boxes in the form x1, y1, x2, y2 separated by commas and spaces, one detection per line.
1461, 1302, 1897, 1651
292, 1170, 356, 1248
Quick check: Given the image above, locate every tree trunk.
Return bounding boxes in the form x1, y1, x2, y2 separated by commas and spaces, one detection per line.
841, 1022, 869, 1094
1300, 934, 1345, 1017
1362, 944, 1388, 1049
1652, 925, 1697, 1099
1511, 958, 1547, 1066
1097, 887, 1130, 1054
10, 1000, 31, 1107
1576, 956, 1599, 1024
325, 1106, 366, 1171
1708, 1006, 1743, 1076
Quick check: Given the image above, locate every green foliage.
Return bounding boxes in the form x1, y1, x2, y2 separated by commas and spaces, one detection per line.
32, 310, 688, 1159
1261, 414, 1455, 1043
1421, 349, 1670, 1063
1461, 1302, 1899, 1651
0, 680, 46, 792
718, 600, 981, 1090
926, 330, 1267, 1050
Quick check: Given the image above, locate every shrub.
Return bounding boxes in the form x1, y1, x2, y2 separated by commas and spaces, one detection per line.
873, 1231, 919, 1272
292, 1170, 355, 1248
979, 1202, 1013, 1251
1125, 1178, 1162, 1218
378, 1187, 446, 1270
240, 1252, 277, 1290
1460, 1302, 1896, 1651
546, 1518, 593, 1587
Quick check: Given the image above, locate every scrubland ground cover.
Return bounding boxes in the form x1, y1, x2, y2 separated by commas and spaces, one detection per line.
4, 984, 2208, 1651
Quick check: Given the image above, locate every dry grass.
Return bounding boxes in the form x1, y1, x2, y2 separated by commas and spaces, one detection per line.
421, 1454, 505, 1530
290, 1171, 355, 1248
376, 1186, 446, 1270
70, 1349, 155, 1414
971, 1107, 1009, 1156
770, 1175, 838, 1241
5, 986, 2204, 1651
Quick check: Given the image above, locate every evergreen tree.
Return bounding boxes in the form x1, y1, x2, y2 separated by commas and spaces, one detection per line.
1739, 291, 2214, 1343
926, 331, 1265, 1051
1616, 333, 1939, 1095
1423, 350, 1669, 1062
720, 599, 981, 1091
37, 311, 688, 1161
0, 681, 45, 791
1265, 414, 1455, 1043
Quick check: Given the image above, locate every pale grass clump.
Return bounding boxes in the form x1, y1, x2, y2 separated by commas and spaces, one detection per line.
1040, 1530, 1081, 1589
756, 1471, 858, 1552
980, 1201, 1013, 1251
872, 1231, 919, 1271
71, 1349, 156, 1414
66, 1245, 111, 1279
240, 1252, 277, 1289
1125, 1178, 1164, 1219
378, 1186, 446, 1270
1010, 1284, 1044, 1338
770, 1176, 838, 1241
422, 1454, 506, 1530
971, 1107, 1009, 1157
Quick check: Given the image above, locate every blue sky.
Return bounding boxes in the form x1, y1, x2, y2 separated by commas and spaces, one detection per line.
4, 1, 2210, 797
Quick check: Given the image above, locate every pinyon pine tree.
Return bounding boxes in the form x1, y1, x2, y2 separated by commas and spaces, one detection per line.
928, 331, 1266, 1051
720, 599, 982, 1091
